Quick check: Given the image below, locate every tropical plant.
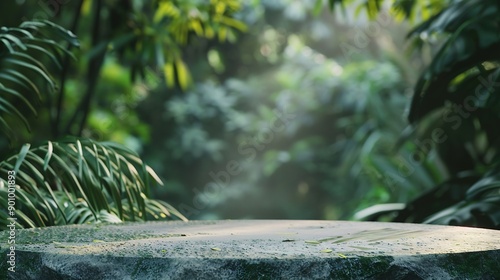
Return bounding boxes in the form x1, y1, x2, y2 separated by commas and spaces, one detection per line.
329, 0, 500, 229
0, 21, 77, 140
0, 0, 248, 228
0, 139, 185, 228
0, 21, 185, 228
60, 0, 246, 137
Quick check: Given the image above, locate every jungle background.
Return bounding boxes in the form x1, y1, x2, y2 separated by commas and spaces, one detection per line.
1, 0, 499, 229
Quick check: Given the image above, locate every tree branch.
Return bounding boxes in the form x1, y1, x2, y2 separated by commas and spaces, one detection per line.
63, 0, 105, 136
53, 0, 84, 138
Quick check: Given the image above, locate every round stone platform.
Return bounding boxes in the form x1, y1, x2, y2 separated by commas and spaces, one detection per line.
1, 220, 500, 279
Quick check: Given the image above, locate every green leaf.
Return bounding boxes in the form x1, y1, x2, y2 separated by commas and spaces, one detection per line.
13, 144, 31, 172
313, 0, 324, 15
2, 33, 27, 50
1, 138, 186, 228
0, 21, 79, 138
175, 59, 192, 91
163, 62, 175, 88
43, 141, 53, 171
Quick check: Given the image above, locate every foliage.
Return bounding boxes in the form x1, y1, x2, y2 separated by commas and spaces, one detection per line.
0, 1, 243, 227
117, 0, 247, 90
143, 18, 414, 220
0, 0, 248, 228
339, 0, 500, 229
324, 0, 449, 21
6, 0, 491, 227
0, 21, 78, 140
400, 0, 500, 229
0, 0, 247, 145
0, 139, 183, 228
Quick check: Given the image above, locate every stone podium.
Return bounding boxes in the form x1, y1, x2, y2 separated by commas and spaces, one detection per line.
1, 220, 499, 279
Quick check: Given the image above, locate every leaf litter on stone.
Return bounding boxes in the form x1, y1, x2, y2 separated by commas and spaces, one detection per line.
52, 241, 79, 248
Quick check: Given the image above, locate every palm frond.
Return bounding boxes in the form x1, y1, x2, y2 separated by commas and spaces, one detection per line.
0, 20, 78, 139
423, 197, 500, 229
407, 0, 500, 122
0, 138, 186, 228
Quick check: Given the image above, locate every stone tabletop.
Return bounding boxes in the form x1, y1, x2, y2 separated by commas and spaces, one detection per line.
1, 220, 500, 279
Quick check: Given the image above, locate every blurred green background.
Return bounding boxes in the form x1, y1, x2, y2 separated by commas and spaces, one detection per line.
0, 0, 432, 220
2, 0, 499, 228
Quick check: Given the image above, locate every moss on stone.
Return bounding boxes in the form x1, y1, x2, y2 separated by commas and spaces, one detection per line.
1, 220, 499, 279
439, 250, 500, 279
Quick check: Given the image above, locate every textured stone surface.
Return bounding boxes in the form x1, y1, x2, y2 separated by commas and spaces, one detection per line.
1, 220, 500, 279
